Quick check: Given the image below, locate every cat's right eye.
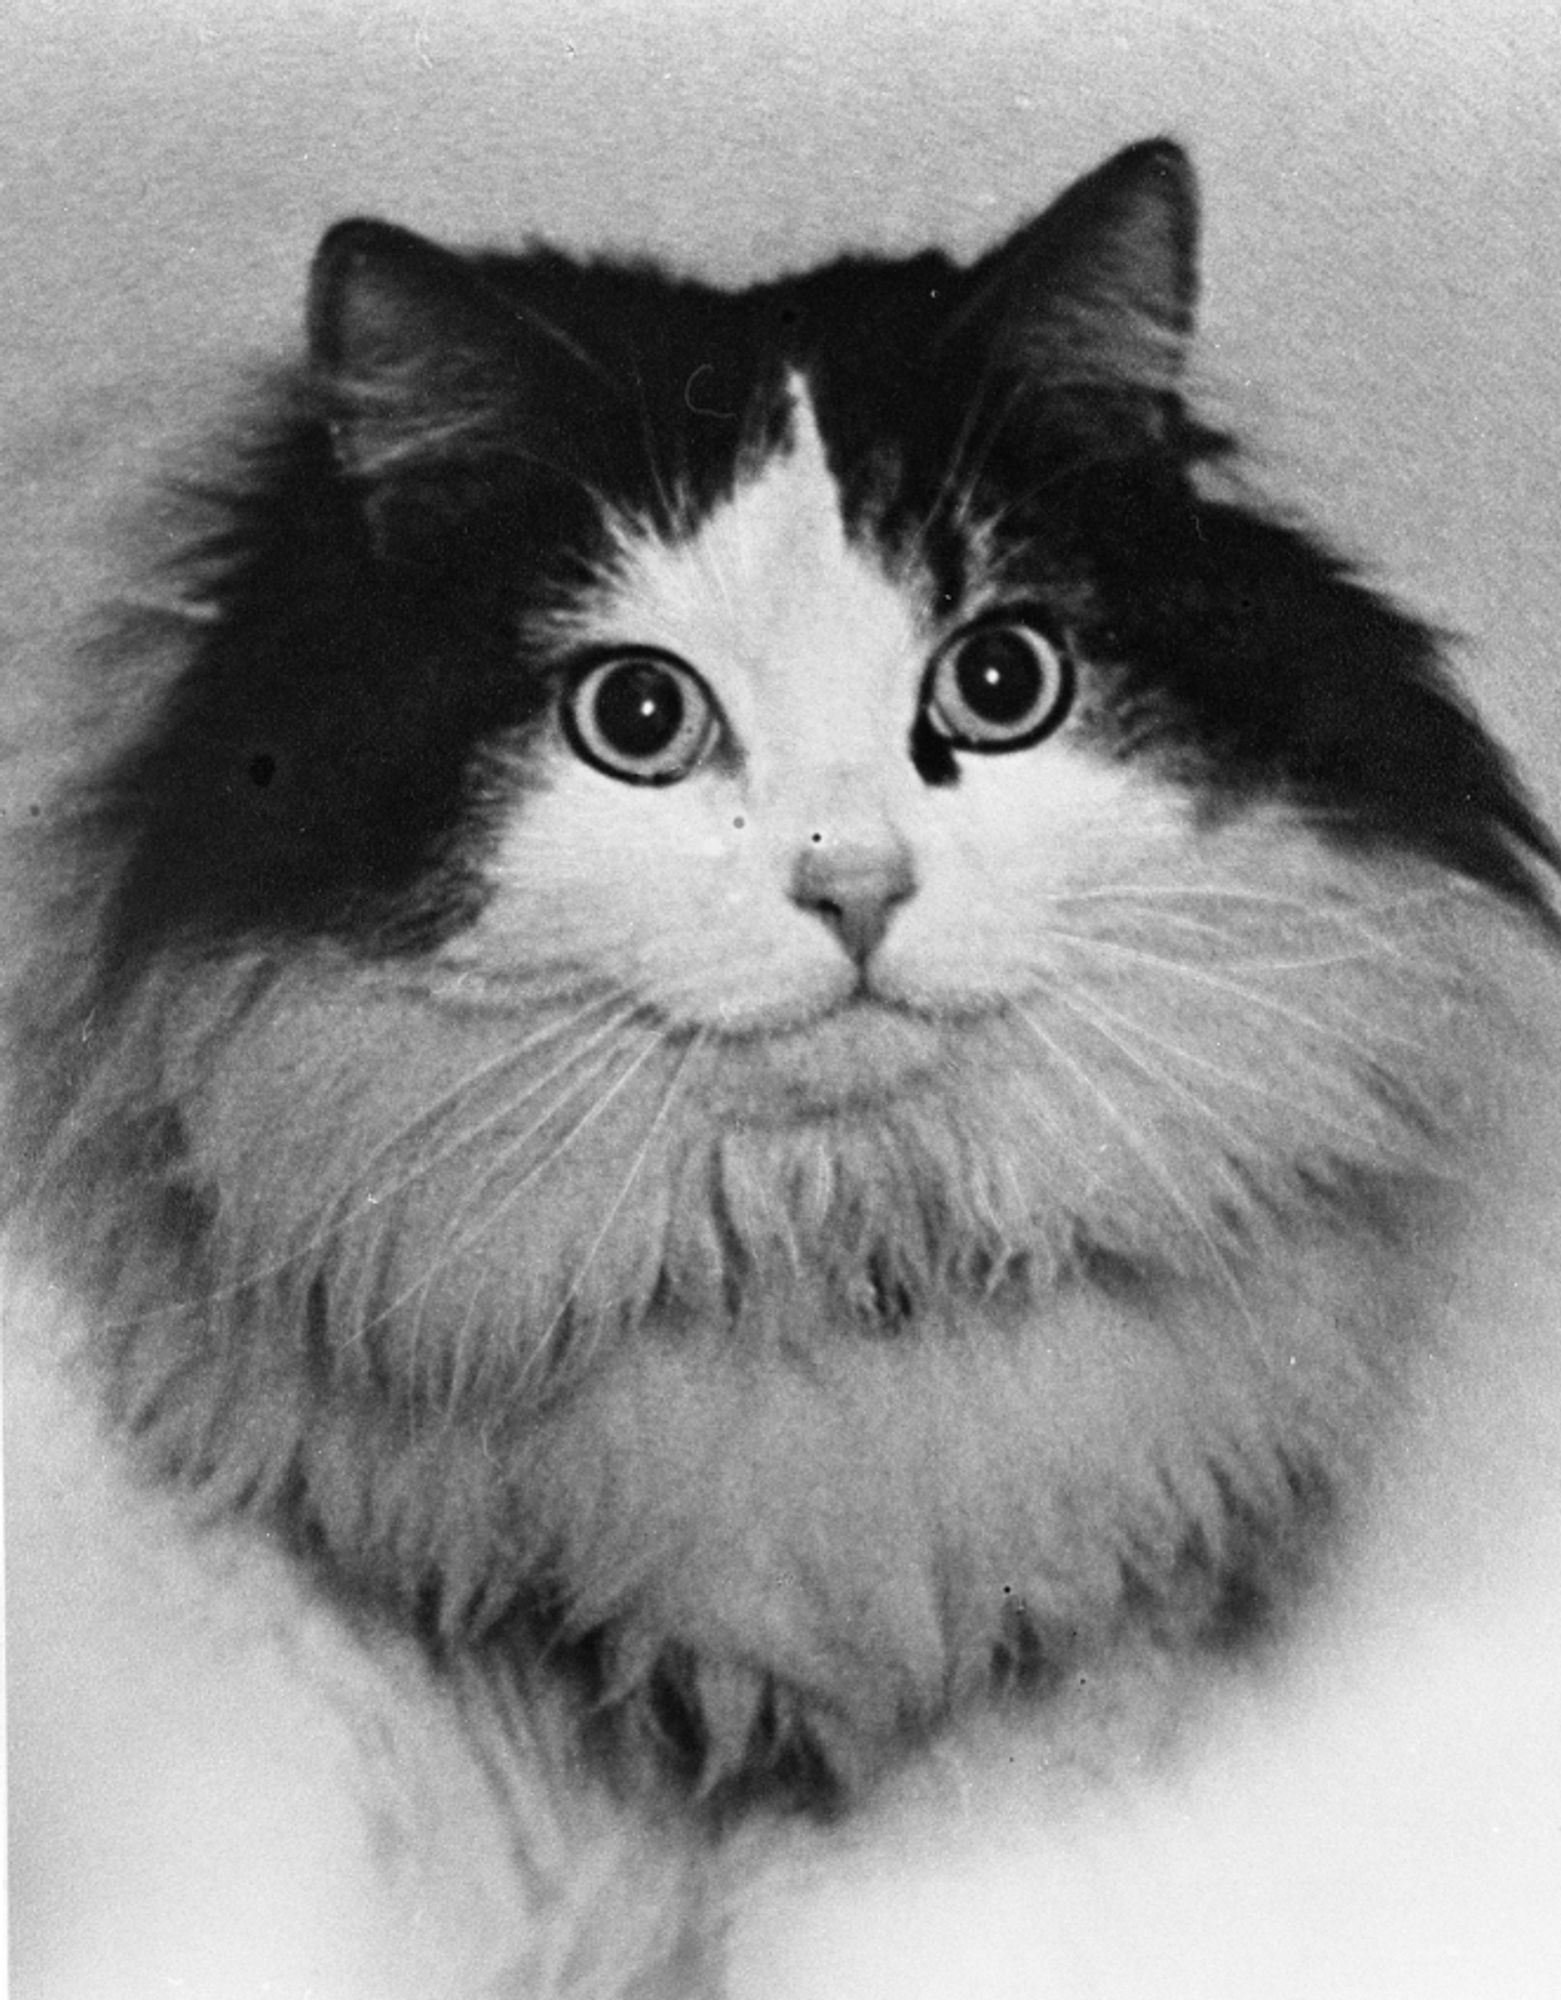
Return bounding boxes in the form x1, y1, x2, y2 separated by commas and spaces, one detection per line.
561, 650, 719, 786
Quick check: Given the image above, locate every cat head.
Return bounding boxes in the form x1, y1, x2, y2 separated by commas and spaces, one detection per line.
95, 137, 1552, 1019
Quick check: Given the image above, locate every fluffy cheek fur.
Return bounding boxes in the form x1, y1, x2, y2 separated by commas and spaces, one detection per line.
59, 798, 1521, 1782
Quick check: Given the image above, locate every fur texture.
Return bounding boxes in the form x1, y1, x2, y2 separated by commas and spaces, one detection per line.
7, 138, 1559, 1994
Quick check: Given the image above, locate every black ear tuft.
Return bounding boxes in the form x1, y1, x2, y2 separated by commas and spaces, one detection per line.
954, 137, 1199, 396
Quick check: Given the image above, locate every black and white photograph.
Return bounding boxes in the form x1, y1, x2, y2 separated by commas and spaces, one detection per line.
5, 4, 1560, 1995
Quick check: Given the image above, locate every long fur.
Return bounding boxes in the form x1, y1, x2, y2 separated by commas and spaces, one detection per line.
7, 138, 1560, 1996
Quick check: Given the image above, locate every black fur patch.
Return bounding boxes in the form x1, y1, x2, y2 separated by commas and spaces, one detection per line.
80, 147, 1554, 994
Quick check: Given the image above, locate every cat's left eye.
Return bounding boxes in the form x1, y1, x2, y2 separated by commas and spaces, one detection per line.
922, 617, 1073, 753
561, 651, 719, 785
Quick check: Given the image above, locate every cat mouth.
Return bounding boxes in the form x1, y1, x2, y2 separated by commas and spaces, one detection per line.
706, 994, 953, 1119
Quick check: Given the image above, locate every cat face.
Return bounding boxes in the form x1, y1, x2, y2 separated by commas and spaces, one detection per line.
454, 378, 1176, 1121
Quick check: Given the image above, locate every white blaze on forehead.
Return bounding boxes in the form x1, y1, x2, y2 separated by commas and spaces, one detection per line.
577, 376, 928, 771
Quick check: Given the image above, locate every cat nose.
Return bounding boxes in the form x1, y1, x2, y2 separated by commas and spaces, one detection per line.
789, 835, 916, 962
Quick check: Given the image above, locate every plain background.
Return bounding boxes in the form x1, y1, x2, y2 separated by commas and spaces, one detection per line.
3, 3, 1560, 1995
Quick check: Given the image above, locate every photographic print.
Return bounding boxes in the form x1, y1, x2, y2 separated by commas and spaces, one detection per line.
5, 5, 1560, 1995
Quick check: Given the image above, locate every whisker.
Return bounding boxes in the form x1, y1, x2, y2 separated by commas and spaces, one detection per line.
1009, 998, 1258, 1320
1045, 979, 1354, 1136
1039, 980, 1277, 1185
302, 985, 633, 1272
192, 995, 647, 1339
42, 984, 643, 1350
347, 989, 635, 1201
1033, 880, 1434, 911
1029, 972, 1440, 1201
1033, 879, 1450, 954
392, 1023, 668, 1366
523, 1025, 707, 1392
376, 1021, 652, 1346
340, 1000, 646, 1343
433, 1028, 687, 1403
1036, 927, 1431, 1047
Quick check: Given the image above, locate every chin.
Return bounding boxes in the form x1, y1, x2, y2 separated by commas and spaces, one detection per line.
707, 999, 954, 1118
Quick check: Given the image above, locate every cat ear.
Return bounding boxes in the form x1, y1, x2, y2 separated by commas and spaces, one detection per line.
957, 138, 1198, 396
307, 217, 529, 482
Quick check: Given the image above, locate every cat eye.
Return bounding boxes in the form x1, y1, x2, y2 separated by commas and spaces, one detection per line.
922, 618, 1073, 753
561, 650, 719, 785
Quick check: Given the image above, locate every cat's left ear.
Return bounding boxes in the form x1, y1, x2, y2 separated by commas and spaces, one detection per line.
955, 137, 1198, 397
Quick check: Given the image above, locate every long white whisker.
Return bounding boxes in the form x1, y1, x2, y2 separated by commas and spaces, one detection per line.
350, 992, 635, 1201
299, 985, 630, 1262
1032, 878, 1456, 953
381, 1023, 656, 1351
436, 1028, 683, 1401
1037, 927, 1429, 1047
342, 999, 647, 1346
1038, 981, 1269, 1191
522, 1026, 706, 1394
1042, 967, 1441, 1204
94, 990, 644, 1344
1035, 880, 1444, 912
1009, 998, 1257, 1320
1044, 977, 1370, 1145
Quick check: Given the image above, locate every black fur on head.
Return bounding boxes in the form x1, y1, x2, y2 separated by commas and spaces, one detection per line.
78, 136, 1554, 992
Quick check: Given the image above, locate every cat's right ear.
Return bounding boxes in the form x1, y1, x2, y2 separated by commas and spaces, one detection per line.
307, 217, 518, 484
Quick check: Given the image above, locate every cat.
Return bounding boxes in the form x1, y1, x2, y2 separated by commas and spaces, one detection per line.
7, 136, 1559, 1997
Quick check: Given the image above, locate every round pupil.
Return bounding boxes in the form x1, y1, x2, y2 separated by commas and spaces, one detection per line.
595, 660, 685, 758
955, 630, 1043, 724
